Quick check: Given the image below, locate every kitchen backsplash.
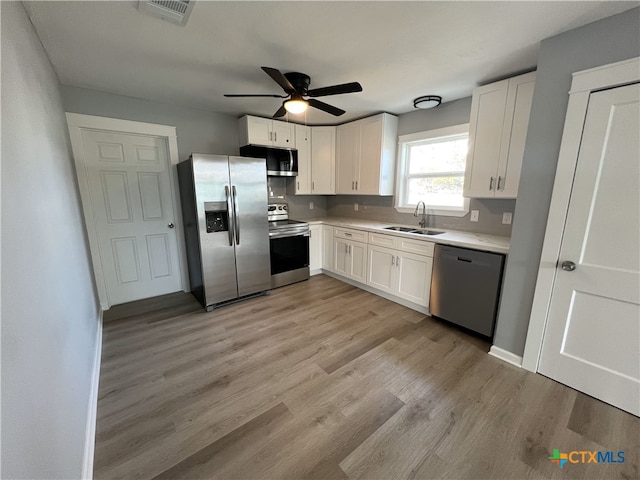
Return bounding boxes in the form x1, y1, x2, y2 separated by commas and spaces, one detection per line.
327, 195, 515, 236
269, 177, 514, 236
267, 177, 328, 219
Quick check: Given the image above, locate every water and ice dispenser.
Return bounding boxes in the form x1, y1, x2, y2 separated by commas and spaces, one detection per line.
204, 202, 229, 233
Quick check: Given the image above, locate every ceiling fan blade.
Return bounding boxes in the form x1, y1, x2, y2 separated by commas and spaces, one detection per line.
273, 105, 287, 118
224, 94, 288, 98
262, 67, 296, 94
307, 82, 363, 97
308, 98, 345, 116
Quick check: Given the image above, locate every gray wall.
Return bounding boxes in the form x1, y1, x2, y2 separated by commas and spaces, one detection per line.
327, 97, 516, 236
493, 7, 640, 356
61, 85, 240, 161
1, 3, 100, 478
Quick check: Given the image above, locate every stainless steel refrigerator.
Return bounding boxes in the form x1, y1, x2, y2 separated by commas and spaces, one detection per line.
177, 154, 271, 311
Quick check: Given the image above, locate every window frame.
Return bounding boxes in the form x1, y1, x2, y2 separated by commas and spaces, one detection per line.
394, 123, 470, 217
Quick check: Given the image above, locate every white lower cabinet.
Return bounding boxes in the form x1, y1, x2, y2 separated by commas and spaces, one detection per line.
315, 226, 433, 313
309, 225, 322, 274
366, 235, 434, 308
334, 238, 367, 283
322, 225, 334, 271
395, 250, 433, 306
367, 246, 396, 294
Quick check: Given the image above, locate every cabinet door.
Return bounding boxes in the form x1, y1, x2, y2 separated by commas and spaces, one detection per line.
336, 123, 360, 194
463, 80, 509, 198
358, 116, 383, 194
271, 120, 295, 148
367, 245, 397, 294
396, 251, 433, 307
311, 127, 335, 194
245, 116, 273, 146
294, 125, 312, 194
309, 225, 322, 273
322, 225, 334, 271
495, 72, 536, 198
349, 241, 368, 283
334, 238, 349, 276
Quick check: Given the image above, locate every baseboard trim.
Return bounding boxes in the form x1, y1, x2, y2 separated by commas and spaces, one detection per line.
82, 308, 103, 480
489, 345, 523, 368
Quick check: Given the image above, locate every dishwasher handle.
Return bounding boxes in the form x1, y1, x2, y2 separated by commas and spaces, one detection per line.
457, 256, 472, 263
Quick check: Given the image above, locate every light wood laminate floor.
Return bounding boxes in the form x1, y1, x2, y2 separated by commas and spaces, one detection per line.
96, 275, 639, 480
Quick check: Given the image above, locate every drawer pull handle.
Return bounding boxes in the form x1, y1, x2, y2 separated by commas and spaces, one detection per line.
458, 257, 472, 263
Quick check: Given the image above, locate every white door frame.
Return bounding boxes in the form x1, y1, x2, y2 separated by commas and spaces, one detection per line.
66, 113, 189, 310
522, 57, 640, 372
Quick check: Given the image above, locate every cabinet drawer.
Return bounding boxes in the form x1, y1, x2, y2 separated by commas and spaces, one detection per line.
368, 232, 399, 249
398, 238, 435, 257
334, 227, 368, 243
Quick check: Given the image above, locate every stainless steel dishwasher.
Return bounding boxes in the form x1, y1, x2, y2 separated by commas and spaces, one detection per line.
429, 244, 505, 337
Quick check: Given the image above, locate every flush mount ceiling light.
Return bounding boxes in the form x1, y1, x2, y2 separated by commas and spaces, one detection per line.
284, 95, 309, 114
413, 95, 442, 109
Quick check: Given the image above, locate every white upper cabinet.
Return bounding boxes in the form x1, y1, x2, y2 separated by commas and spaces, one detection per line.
294, 124, 312, 194
336, 113, 398, 195
310, 126, 336, 194
336, 122, 360, 194
463, 71, 536, 198
290, 125, 335, 195
239, 115, 295, 148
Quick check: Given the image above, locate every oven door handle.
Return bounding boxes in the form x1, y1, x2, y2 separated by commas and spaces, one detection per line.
269, 231, 310, 239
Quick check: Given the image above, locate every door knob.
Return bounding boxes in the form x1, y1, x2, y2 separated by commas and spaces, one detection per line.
561, 260, 576, 271
168, 223, 175, 229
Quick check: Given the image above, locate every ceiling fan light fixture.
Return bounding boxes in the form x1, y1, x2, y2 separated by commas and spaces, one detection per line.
284, 98, 308, 114
413, 95, 442, 109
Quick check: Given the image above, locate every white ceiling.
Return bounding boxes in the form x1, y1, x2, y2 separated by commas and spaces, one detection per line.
24, 1, 638, 124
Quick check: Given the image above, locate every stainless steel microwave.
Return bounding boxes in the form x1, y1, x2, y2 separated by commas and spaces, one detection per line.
239, 145, 298, 177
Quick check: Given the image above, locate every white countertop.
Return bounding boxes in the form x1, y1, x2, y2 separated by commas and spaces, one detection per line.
300, 216, 510, 254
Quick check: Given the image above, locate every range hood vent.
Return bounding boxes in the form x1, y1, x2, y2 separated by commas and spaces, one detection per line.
138, 0, 194, 25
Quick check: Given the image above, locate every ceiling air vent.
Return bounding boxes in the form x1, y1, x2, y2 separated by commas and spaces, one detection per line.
138, 0, 195, 26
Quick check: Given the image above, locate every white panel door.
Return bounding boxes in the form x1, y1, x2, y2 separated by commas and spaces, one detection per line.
539, 83, 640, 415
81, 130, 182, 306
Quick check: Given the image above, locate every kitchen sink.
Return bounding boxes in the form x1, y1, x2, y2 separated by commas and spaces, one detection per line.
383, 226, 444, 236
384, 226, 417, 232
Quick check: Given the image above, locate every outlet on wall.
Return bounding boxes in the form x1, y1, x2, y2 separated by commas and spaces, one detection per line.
470, 210, 479, 222
502, 212, 513, 224
309, 201, 314, 210
354, 203, 359, 212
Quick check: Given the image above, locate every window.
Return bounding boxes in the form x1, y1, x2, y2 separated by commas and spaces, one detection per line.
395, 124, 470, 217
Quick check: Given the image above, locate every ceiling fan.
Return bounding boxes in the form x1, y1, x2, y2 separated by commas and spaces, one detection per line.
224, 67, 363, 118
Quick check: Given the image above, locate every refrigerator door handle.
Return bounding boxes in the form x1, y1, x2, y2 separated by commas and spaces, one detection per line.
225, 186, 234, 246
232, 185, 240, 245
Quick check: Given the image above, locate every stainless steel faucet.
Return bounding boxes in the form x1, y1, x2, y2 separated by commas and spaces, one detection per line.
414, 201, 427, 228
